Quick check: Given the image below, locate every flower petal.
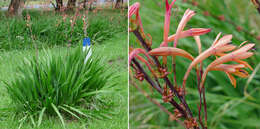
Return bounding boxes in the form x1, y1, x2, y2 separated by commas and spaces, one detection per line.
209, 64, 237, 73
212, 32, 222, 46
226, 72, 237, 88
235, 60, 253, 70
232, 69, 249, 78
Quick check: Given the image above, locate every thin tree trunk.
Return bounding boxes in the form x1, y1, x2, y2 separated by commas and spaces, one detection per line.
67, 0, 77, 9
88, 0, 94, 11
83, 0, 87, 8
8, 0, 25, 16
55, 0, 63, 11
115, 0, 121, 8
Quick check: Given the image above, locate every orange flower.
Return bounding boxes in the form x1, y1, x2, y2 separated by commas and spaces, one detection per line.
183, 33, 236, 87
200, 43, 255, 88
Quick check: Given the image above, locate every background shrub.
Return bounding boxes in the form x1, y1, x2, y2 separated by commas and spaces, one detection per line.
0, 9, 127, 50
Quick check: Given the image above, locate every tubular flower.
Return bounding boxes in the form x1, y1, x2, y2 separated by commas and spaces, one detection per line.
174, 9, 196, 47
148, 47, 194, 61
193, 36, 202, 54
200, 43, 255, 88
160, 28, 211, 47
129, 2, 144, 32
162, 0, 177, 47
183, 33, 236, 87
160, 0, 177, 66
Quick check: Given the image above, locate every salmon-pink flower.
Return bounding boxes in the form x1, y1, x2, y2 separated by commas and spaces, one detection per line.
174, 9, 196, 47
129, 48, 155, 74
129, 48, 153, 64
160, 28, 211, 47
162, 0, 177, 47
208, 64, 249, 87
183, 34, 237, 88
200, 43, 255, 88
129, 2, 144, 32
148, 47, 194, 61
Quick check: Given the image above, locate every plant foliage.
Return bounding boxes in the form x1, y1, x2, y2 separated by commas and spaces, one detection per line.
4, 46, 114, 127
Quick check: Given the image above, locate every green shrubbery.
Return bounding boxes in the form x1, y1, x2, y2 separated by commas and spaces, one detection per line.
4, 46, 115, 127
0, 9, 127, 50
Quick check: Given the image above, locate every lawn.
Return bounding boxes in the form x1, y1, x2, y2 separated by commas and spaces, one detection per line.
0, 6, 128, 129
129, 0, 260, 129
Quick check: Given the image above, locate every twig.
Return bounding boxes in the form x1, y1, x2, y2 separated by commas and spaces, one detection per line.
202, 86, 207, 128
132, 58, 189, 118
173, 63, 178, 87
251, 0, 260, 14
130, 79, 187, 129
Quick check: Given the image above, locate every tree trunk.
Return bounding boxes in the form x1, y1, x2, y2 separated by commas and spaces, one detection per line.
83, 0, 87, 8
67, 0, 77, 9
115, 0, 122, 8
8, 0, 25, 16
56, 0, 63, 11
88, 0, 94, 11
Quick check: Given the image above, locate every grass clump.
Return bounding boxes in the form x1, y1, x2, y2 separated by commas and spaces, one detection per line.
4, 46, 114, 127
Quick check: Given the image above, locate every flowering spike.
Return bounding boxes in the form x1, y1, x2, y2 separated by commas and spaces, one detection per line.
148, 47, 194, 61
209, 44, 254, 68
182, 35, 250, 89
200, 44, 255, 89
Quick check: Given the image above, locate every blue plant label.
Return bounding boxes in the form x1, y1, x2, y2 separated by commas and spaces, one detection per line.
83, 37, 91, 47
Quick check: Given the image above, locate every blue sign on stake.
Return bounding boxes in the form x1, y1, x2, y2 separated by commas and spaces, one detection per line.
83, 37, 92, 64
83, 37, 91, 47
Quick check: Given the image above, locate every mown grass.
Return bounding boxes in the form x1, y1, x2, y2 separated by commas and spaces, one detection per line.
0, 32, 127, 129
130, 0, 260, 129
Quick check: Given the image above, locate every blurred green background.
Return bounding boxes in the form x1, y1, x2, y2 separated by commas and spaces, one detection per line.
130, 0, 260, 129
